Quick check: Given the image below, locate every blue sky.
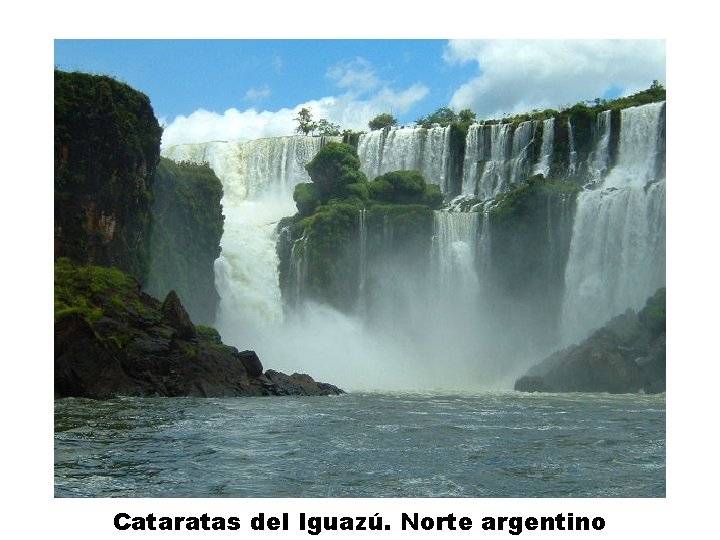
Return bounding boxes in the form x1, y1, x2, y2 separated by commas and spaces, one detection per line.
54, 39, 665, 147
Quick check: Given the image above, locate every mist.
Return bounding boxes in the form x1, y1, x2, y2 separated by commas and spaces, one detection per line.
160, 102, 665, 392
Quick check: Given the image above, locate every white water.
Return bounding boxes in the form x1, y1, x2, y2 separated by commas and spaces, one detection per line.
357, 126, 452, 192
159, 103, 665, 390
533, 117, 555, 177
561, 102, 666, 343
162, 136, 334, 340
163, 135, 485, 391
590, 110, 612, 180
461, 121, 537, 201
432, 211, 480, 296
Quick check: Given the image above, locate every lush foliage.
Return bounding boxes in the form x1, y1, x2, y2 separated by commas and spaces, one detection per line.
303, 142, 368, 199
316, 118, 341, 136
294, 108, 342, 136
294, 107, 316, 135
490, 174, 579, 221
638, 287, 666, 338
55, 257, 140, 324
368, 113, 397, 131
415, 107, 476, 129
144, 158, 224, 324
54, 69, 162, 283
368, 170, 443, 208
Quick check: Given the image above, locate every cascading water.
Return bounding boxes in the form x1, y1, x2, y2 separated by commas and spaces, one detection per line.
533, 117, 555, 177
568, 118, 578, 176
561, 102, 666, 343
589, 110, 612, 180
476, 123, 512, 200
357, 126, 452, 191
462, 120, 537, 201
162, 136, 337, 342
158, 100, 665, 390
460, 124, 483, 197
432, 211, 480, 295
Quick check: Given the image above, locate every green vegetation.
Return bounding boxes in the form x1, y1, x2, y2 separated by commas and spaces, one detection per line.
368, 113, 397, 131
368, 170, 443, 208
316, 118, 341, 136
294, 107, 316, 135
145, 158, 224, 324
281, 140, 444, 310
490, 174, 579, 221
303, 142, 368, 200
638, 287, 666, 338
55, 257, 139, 324
294, 108, 342, 136
54, 69, 163, 283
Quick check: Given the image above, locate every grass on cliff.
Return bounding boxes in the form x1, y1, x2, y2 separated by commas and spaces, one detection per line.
54, 257, 141, 324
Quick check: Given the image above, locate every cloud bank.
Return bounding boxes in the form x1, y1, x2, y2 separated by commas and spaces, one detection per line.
162, 41, 666, 148
162, 56, 428, 148
443, 40, 666, 119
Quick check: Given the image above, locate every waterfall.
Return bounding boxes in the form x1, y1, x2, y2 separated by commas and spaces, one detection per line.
288, 231, 308, 310
461, 124, 483, 197
357, 208, 368, 314
432, 211, 480, 295
568, 118, 578, 176
357, 126, 452, 192
561, 102, 666, 343
509, 120, 536, 185
533, 117, 555, 177
589, 110, 612, 180
162, 136, 338, 341
157, 99, 665, 390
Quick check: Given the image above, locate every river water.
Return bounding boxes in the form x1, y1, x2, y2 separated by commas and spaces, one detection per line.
54, 391, 664, 498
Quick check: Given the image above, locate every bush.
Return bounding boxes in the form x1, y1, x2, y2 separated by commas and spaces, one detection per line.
305, 142, 368, 199
293, 182, 322, 216
368, 113, 397, 131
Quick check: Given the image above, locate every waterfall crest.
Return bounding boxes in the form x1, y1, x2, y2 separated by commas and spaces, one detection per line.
561, 102, 666, 343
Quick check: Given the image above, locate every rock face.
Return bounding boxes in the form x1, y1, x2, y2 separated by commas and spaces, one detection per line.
54, 259, 343, 399
514, 288, 666, 394
144, 158, 224, 325
54, 70, 163, 283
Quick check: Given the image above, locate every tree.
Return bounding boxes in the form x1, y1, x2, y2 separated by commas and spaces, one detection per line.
415, 107, 457, 128
458, 109, 476, 125
304, 142, 367, 198
316, 118, 341, 136
295, 107, 317, 135
368, 112, 397, 131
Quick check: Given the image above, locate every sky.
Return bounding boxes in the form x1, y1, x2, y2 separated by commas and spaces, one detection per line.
54, 39, 666, 148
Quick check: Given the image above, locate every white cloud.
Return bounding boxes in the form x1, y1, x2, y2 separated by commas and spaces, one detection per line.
326, 57, 380, 93
444, 40, 666, 119
162, 84, 429, 147
244, 85, 271, 102
161, 108, 296, 148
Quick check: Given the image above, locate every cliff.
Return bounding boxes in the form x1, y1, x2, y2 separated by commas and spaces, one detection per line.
277, 143, 442, 312
54, 69, 163, 283
514, 288, 666, 394
54, 70, 343, 398
145, 158, 224, 325
55, 258, 343, 399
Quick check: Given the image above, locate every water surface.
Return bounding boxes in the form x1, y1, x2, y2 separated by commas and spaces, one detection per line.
54, 391, 665, 497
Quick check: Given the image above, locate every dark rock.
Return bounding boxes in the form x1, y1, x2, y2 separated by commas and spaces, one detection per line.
261, 370, 344, 396
55, 260, 344, 399
161, 290, 196, 340
236, 350, 263, 378
514, 288, 666, 394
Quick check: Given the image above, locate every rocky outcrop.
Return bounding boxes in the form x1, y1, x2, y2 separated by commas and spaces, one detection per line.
54, 70, 163, 283
54, 258, 343, 399
514, 288, 666, 394
144, 158, 224, 325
